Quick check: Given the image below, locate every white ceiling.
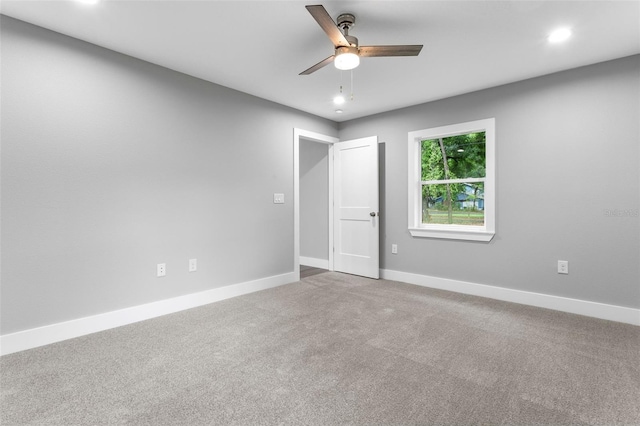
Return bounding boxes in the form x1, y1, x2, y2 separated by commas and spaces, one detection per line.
2, 1, 639, 122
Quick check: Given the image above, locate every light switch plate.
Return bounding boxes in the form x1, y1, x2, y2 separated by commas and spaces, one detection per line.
273, 193, 285, 204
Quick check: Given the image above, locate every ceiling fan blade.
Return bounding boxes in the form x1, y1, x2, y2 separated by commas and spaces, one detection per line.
359, 45, 423, 57
299, 55, 335, 75
306, 5, 349, 47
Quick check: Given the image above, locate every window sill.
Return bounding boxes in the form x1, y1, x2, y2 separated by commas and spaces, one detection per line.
409, 227, 495, 242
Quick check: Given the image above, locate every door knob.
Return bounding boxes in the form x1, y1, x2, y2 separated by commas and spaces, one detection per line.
370, 212, 377, 217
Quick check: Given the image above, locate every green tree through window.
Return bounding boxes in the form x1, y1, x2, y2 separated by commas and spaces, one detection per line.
421, 132, 486, 225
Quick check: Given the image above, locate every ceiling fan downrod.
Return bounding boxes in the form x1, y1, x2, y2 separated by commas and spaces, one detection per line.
337, 13, 358, 47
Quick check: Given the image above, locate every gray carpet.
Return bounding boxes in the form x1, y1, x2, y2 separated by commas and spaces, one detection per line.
300, 265, 328, 279
1, 272, 639, 425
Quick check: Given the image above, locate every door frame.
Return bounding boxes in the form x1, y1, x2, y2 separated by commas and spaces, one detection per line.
293, 128, 339, 281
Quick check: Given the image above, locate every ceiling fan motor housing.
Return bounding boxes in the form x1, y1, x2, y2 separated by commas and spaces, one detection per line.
336, 45, 359, 56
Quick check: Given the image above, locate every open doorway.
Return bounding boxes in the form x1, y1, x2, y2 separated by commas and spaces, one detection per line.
294, 129, 380, 281
300, 139, 329, 276
293, 129, 338, 281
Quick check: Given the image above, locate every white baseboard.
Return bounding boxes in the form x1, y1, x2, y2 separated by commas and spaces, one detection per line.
0, 272, 296, 356
299, 256, 329, 269
4, 269, 636, 356
380, 269, 640, 326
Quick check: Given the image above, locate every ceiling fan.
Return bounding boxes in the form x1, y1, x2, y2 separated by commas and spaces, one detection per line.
300, 4, 423, 75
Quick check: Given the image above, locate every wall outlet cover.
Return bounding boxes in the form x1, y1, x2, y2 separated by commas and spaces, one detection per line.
558, 260, 569, 274
157, 263, 166, 277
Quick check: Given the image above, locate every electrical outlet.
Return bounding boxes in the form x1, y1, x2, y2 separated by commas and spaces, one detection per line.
157, 263, 166, 277
558, 260, 569, 275
189, 258, 197, 272
273, 193, 285, 204
391, 244, 398, 254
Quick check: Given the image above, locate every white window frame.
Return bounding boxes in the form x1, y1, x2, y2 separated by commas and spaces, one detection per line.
407, 118, 495, 242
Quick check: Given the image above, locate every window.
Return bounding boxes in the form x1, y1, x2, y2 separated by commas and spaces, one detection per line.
408, 118, 495, 241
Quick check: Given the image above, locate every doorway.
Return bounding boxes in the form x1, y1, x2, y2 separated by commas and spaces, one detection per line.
294, 129, 380, 281
293, 129, 338, 281
299, 139, 330, 269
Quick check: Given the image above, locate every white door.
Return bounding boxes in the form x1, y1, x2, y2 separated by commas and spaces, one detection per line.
334, 136, 379, 279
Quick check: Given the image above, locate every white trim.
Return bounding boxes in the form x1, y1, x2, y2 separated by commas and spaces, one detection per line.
5, 269, 635, 356
293, 128, 338, 280
408, 118, 495, 241
328, 144, 335, 270
0, 272, 296, 356
380, 269, 640, 326
409, 227, 494, 242
299, 256, 329, 269
421, 178, 485, 185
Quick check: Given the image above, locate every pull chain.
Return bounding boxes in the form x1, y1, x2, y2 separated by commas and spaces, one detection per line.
350, 70, 354, 101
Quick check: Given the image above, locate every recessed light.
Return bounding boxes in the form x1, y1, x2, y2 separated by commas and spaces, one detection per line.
76, 0, 100, 4
548, 28, 572, 43
335, 109, 344, 114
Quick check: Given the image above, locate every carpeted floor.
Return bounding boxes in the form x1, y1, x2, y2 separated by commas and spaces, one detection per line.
1, 272, 639, 425
299, 265, 328, 279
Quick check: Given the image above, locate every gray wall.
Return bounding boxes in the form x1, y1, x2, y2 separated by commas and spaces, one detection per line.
339, 55, 640, 309
0, 16, 337, 334
299, 139, 329, 262
2, 15, 638, 337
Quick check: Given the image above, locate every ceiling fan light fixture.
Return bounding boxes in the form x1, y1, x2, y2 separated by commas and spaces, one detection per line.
334, 46, 360, 70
